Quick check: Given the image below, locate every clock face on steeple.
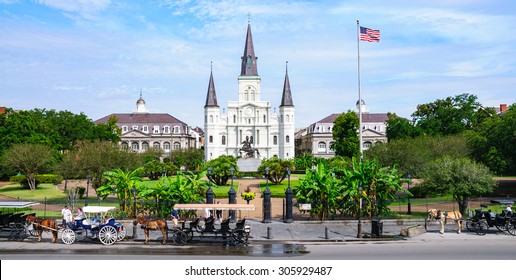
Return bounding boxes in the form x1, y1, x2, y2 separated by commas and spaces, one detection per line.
244, 106, 253, 116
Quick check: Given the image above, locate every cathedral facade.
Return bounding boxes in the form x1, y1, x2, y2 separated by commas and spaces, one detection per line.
204, 22, 295, 161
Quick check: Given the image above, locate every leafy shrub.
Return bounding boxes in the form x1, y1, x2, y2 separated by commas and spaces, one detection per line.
36, 174, 63, 184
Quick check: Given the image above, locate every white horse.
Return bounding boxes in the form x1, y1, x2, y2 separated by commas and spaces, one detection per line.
427, 209, 463, 234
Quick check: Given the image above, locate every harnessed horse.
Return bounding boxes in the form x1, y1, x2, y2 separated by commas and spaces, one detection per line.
25, 214, 58, 243
427, 209, 463, 234
133, 217, 168, 244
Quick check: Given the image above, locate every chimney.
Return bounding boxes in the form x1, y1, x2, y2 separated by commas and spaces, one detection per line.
500, 104, 507, 113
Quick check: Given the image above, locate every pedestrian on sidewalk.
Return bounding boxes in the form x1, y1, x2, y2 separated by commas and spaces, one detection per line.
61, 205, 72, 228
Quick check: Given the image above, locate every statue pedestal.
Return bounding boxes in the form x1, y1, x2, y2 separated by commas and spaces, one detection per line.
237, 158, 261, 172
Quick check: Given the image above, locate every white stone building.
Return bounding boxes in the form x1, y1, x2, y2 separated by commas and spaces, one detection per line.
203, 22, 295, 161
95, 95, 197, 153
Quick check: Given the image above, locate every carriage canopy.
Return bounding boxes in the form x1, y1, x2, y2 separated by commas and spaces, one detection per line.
0, 201, 40, 208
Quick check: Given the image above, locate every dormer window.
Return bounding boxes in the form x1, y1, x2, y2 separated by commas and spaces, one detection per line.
122, 126, 128, 133
142, 126, 148, 133
132, 125, 138, 131
173, 125, 180, 134
163, 126, 170, 134
153, 126, 160, 134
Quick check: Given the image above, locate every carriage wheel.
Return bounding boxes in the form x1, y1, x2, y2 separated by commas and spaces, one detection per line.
230, 229, 248, 246
506, 223, 516, 236
172, 230, 188, 245
99, 226, 117, 245
28, 224, 38, 237
62, 229, 76, 245
465, 220, 477, 232
495, 224, 507, 232
116, 226, 126, 241
476, 220, 488, 235
74, 229, 87, 241
183, 229, 194, 241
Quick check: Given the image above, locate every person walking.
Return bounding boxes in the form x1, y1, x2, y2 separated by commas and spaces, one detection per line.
61, 205, 72, 228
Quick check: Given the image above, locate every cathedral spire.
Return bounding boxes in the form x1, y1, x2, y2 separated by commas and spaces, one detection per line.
204, 63, 219, 108
240, 21, 258, 76
280, 61, 294, 107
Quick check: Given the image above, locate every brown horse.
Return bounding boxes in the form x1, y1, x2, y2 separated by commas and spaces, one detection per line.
25, 215, 58, 243
427, 209, 463, 234
133, 217, 168, 244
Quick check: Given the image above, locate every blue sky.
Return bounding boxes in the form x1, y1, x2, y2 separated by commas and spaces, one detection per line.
1, 0, 515, 129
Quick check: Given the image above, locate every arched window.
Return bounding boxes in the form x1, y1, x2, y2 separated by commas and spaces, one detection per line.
173, 142, 180, 149
233, 115, 236, 123
222, 136, 226, 145
153, 142, 160, 149
121, 142, 129, 149
209, 135, 213, 143
286, 135, 290, 143
142, 142, 149, 151
209, 115, 213, 123
163, 142, 171, 150
273, 136, 278, 145
263, 115, 266, 123
317, 142, 326, 153
131, 142, 139, 151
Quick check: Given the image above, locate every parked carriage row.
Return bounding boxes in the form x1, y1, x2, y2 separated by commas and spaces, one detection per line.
0, 202, 251, 246
465, 205, 516, 236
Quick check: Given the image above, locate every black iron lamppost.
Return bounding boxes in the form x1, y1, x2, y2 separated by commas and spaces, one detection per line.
132, 186, 137, 239
206, 167, 214, 204
228, 167, 236, 222
263, 167, 271, 223
85, 174, 91, 206
357, 185, 362, 238
407, 174, 412, 215
284, 167, 293, 223
162, 166, 166, 178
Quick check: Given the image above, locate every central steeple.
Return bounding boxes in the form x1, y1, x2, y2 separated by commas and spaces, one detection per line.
240, 21, 258, 76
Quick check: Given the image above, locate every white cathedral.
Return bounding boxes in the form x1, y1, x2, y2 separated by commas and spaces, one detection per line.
204, 22, 295, 161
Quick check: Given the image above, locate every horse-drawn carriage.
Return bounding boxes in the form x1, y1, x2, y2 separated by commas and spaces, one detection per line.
0, 201, 40, 241
61, 206, 126, 245
465, 203, 515, 236
174, 203, 252, 246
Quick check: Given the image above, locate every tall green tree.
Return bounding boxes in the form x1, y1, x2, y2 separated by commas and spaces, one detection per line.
420, 156, 496, 215
2, 143, 54, 190
467, 103, 516, 175
412, 93, 481, 136
330, 111, 359, 158
386, 112, 422, 141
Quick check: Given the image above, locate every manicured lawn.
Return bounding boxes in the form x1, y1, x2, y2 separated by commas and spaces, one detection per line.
0, 183, 65, 200
258, 179, 299, 197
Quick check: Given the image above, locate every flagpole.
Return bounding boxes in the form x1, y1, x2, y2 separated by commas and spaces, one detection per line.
356, 20, 363, 160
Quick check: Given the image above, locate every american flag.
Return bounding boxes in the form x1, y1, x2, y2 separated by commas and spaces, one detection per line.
360, 26, 380, 42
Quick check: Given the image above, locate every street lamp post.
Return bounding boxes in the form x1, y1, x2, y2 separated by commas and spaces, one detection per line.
162, 166, 166, 178
85, 174, 91, 206
357, 185, 362, 238
263, 167, 271, 223
132, 186, 137, 239
407, 174, 412, 215
228, 167, 236, 222
284, 167, 293, 223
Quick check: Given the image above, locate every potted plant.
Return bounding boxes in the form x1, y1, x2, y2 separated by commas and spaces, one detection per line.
241, 187, 256, 204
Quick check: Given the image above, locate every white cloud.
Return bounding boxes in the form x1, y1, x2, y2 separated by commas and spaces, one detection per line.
34, 0, 111, 20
